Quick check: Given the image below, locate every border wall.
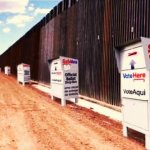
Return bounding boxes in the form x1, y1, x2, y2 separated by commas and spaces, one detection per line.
1, 0, 150, 106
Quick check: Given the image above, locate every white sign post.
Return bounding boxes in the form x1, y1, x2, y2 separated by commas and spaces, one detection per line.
17, 63, 30, 86
48, 56, 79, 106
115, 37, 150, 150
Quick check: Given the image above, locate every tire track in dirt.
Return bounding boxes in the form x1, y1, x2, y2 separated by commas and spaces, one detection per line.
0, 74, 38, 150
12, 85, 76, 150
0, 117, 18, 150
0, 82, 18, 150
4, 77, 67, 150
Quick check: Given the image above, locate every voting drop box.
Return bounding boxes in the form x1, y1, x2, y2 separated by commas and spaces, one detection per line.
48, 56, 79, 106
17, 63, 30, 85
115, 37, 150, 149
4, 66, 11, 75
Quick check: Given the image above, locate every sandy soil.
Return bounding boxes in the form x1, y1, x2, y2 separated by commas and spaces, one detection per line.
0, 73, 145, 150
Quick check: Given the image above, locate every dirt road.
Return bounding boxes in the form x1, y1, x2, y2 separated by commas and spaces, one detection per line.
0, 73, 145, 150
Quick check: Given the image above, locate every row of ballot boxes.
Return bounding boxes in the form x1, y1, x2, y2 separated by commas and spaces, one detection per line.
1, 37, 150, 147
1, 57, 78, 106
2, 57, 79, 106
2, 64, 30, 85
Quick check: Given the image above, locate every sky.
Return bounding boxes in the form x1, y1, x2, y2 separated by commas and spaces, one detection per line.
0, 0, 62, 55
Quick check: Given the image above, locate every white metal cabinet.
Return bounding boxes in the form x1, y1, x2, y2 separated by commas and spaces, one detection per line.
122, 98, 149, 130
4, 66, 11, 75
17, 63, 30, 85
115, 37, 150, 150
48, 56, 79, 106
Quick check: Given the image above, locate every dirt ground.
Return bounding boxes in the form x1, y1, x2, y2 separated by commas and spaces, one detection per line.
0, 73, 145, 150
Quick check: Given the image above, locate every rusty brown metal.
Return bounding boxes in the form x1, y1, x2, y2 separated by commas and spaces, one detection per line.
1, 0, 150, 106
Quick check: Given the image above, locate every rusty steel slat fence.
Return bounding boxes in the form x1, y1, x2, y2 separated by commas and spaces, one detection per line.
1, 0, 150, 106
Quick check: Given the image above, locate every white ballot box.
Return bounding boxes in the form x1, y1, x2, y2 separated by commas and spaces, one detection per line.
48, 56, 79, 106
4, 66, 11, 75
17, 63, 30, 86
115, 37, 150, 150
